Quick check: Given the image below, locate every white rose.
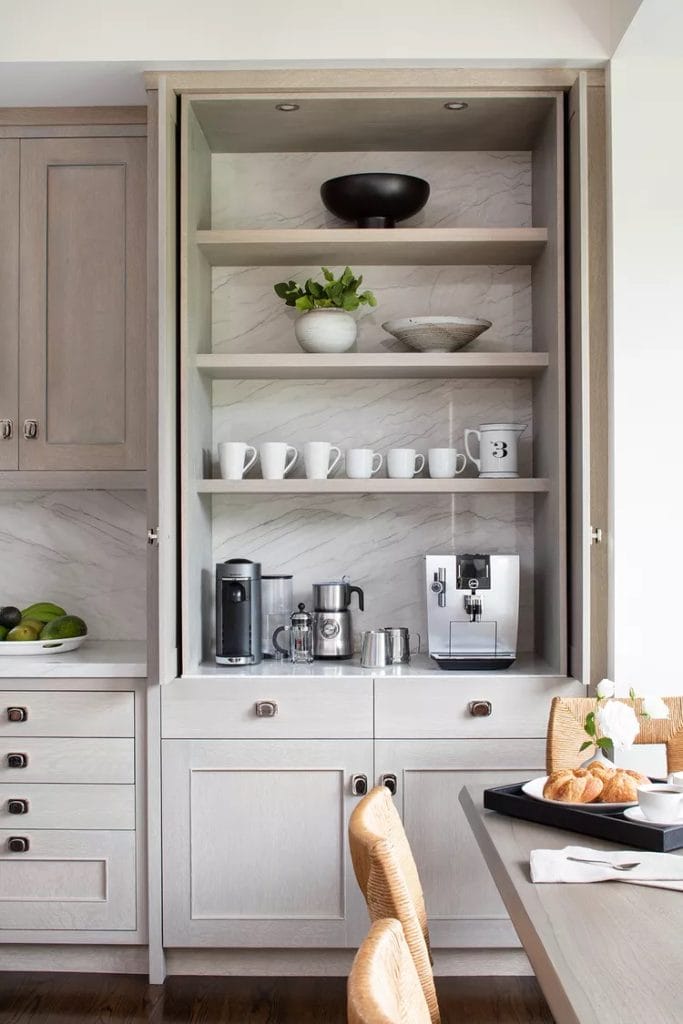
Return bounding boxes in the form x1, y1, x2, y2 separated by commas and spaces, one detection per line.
596, 678, 615, 699
642, 695, 670, 719
597, 700, 640, 749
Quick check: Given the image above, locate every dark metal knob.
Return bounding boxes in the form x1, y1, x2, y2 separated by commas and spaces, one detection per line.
255, 700, 278, 718
8, 799, 28, 815
468, 700, 493, 717
23, 419, 38, 439
380, 773, 398, 796
8, 836, 29, 852
351, 773, 368, 797
7, 753, 28, 768
7, 707, 28, 723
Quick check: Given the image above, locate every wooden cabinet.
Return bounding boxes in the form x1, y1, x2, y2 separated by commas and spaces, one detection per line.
375, 738, 546, 949
18, 137, 146, 471
0, 140, 19, 470
162, 738, 373, 948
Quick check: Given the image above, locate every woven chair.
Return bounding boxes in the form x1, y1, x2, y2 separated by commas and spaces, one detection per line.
347, 918, 432, 1024
546, 696, 683, 773
348, 785, 440, 1024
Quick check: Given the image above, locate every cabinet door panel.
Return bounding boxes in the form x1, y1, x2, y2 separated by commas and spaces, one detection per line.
0, 140, 19, 470
162, 738, 373, 948
19, 137, 146, 470
376, 738, 545, 948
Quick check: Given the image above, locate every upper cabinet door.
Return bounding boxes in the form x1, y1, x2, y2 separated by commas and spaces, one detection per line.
568, 73, 609, 687
19, 137, 146, 470
0, 140, 19, 470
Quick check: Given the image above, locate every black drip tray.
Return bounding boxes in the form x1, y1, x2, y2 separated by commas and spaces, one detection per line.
431, 655, 515, 671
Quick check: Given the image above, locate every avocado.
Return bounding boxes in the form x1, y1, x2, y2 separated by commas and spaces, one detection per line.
21, 602, 66, 623
0, 625, 7, 641
7, 623, 40, 642
0, 606, 22, 629
40, 615, 88, 641
21, 618, 46, 635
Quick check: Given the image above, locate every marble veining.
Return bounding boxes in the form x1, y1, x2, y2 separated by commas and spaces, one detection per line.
212, 264, 532, 354
211, 151, 532, 230
211, 378, 534, 479
212, 493, 535, 653
0, 491, 147, 640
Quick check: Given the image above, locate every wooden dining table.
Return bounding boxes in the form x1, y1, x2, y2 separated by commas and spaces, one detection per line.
460, 784, 683, 1024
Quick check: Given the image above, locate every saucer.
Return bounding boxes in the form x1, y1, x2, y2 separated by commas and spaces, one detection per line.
623, 805, 683, 826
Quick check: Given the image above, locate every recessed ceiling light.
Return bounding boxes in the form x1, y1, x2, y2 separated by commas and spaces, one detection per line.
275, 103, 300, 112
444, 101, 468, 111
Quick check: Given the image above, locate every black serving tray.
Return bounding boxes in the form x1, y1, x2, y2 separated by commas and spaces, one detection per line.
484, 782, 683, 852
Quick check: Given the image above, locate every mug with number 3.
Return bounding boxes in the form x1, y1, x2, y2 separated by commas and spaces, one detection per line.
464, 422, 526, 479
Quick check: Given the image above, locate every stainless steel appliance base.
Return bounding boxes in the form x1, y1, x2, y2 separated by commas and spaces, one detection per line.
216, 655, 258, 666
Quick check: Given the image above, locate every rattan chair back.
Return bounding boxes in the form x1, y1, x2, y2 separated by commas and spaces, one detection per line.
347, 918, 432, 1024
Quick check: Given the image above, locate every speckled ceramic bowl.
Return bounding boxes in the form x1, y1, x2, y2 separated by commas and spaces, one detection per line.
381, 316, 493, 353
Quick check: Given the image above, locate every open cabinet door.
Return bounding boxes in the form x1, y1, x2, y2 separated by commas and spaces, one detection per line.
146, 79, 179, 982
568, 72, 609, 689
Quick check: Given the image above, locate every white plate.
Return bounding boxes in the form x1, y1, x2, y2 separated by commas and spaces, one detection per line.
623, 805, 683, 826
522, 776, 639, 813
0, 636, 87, 656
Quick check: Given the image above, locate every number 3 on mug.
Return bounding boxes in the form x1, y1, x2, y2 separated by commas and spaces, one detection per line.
464, 423, 526, 479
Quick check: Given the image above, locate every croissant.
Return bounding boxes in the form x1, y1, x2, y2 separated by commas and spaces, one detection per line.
598, 768, 649, 803
543, 768, 604, 803
586, 761, 617, 783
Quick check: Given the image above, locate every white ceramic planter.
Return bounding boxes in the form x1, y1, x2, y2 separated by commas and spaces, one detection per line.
294, 308, 357, 353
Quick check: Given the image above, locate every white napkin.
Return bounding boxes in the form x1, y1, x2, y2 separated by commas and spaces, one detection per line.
530, 845, 683, 891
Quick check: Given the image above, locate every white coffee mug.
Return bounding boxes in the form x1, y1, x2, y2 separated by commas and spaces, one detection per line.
464, 422, 526, 479
637, 783, 683, 822
218, 441, 258, 480
346, 448, 383, 479
260, 442, 298, 480
387, 448, 425, 479
428, 447, 466, 479
304, 441, 342, 480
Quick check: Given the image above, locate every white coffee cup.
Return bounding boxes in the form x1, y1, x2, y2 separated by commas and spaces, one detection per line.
304, 441, 342, 480
637, 783, 683, 822
387, 448, 425, 479
218, 441, 258, 480
428, 447, 467, 479
260, 442, 298, 480
346, 448, 383, 479
465, 422, 526, 479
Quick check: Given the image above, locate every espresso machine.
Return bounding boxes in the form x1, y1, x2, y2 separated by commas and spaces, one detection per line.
425, 553, 519, 670
215, 558, 262, 666
312, 578, 365, 659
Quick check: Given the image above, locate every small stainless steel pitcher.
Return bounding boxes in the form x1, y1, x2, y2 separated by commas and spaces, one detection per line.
382, 626, 421, 665
360, 629, 389, 668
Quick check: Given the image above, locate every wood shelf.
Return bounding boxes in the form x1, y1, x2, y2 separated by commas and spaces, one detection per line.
196, 478, 550, 495
194, 228, 548, 267
195, 352, 549, 380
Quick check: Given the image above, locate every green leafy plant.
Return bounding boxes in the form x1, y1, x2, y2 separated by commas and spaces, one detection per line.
274, 267, 377, 312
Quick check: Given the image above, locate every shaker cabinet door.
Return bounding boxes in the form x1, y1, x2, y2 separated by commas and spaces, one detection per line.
0, 140, 19, 470
162, 738, 373, 948
19, 137, 146, 470
375, 738, 545, 948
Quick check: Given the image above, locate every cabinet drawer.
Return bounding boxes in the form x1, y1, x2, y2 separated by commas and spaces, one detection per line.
0, 690, 134, 737
0, 738, 134, 783
0, 829, 136, 930
375, 676, 585, 738
0, 784, 135, 829
162, 678, 373, 739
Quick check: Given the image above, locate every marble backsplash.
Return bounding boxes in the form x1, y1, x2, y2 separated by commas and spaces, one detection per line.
211, 377, 534, 479
212, 493, 535, 654
210, 151, 532, 230
212, 264, 532, 354
0, 491, 147, 640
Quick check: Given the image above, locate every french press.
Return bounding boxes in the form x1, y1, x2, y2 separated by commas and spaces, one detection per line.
272, 603, 314, 664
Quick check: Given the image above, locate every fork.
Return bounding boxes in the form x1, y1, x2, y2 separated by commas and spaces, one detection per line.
567, 856, 641, 871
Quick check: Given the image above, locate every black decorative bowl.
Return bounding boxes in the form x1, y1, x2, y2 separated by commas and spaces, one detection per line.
320, 173, 430, 228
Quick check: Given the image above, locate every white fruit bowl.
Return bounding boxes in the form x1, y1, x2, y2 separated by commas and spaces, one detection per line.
381, 315, 492, 352
0, 636, 87, 656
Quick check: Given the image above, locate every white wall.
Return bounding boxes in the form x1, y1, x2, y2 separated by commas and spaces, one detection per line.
609, 0, 683, 693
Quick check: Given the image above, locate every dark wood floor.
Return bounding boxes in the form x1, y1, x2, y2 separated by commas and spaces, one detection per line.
0, 972, 553, 1023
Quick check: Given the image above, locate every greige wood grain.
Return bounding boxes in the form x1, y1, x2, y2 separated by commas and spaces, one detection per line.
0, 689, 133, 737
460, 784, 683, 1024
19, 137, 146, 470
0, 140, 19, 470
0, 737, 134, 784
0, 783, 135, 829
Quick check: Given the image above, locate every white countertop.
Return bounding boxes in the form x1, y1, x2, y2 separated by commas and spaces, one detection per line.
184, 652, 563, 681
0, 640, 147, 678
